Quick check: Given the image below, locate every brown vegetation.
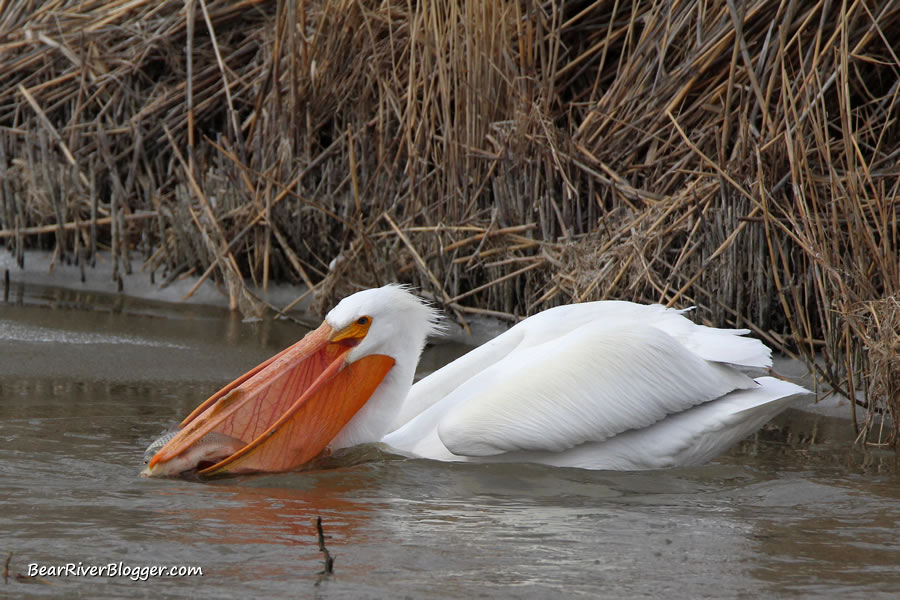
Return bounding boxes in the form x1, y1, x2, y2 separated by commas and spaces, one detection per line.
0, 0, 897, 443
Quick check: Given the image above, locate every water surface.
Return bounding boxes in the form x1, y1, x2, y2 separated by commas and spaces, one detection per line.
2, 282, 898, 598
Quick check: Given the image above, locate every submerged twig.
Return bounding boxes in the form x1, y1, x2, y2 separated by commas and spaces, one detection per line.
3, 552, 52, 585
313, 516, 334, 582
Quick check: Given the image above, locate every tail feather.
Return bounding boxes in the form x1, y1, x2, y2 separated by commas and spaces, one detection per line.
640, 306, 773, 369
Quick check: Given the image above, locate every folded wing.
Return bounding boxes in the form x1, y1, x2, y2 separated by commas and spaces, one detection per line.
384, 302, 772, 460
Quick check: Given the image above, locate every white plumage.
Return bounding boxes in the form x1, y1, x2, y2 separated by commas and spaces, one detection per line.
321, 286, 812, 470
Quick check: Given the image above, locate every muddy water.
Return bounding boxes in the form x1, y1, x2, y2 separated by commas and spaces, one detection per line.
2, 282, 898, 599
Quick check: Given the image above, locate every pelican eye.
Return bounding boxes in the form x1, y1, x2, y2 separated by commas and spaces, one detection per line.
332, 315, 373, 346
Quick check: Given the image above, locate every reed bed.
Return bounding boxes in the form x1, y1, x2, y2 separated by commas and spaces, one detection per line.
0, 0, 897, 443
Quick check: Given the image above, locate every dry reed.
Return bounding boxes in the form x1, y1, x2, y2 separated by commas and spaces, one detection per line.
1, 0, 897, 443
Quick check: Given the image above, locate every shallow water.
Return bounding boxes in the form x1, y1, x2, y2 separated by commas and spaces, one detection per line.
2, 282, 898, 598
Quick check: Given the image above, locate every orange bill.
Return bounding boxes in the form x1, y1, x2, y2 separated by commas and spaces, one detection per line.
200, 353, 394, 475
145, 321, 394, 477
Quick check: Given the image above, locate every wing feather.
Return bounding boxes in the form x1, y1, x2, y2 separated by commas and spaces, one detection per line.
435, 323, 756, 456
527, 377, 812, 469
384, 300, 778, 461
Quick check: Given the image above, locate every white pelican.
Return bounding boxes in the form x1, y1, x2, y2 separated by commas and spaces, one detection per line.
143, 285, 812, 477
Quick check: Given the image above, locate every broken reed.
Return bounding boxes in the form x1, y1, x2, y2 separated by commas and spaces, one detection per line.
0, 0, 897, 444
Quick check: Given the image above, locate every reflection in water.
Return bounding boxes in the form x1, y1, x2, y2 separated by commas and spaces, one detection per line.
169, 473, 379, 548
1, 284, 899, 599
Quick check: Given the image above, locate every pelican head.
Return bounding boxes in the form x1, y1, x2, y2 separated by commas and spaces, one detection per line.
325, 284, 441, 368
143, 285, 441, 477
